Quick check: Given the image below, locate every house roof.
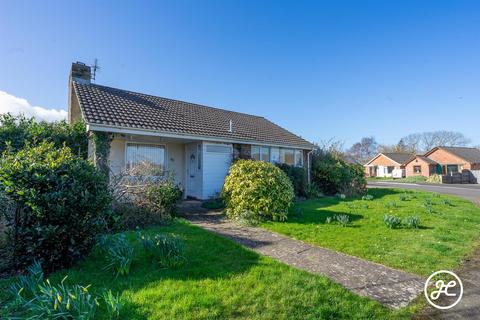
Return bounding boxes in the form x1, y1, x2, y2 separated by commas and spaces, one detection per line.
426, 146, 480, 164
365, 152, 413, 166
73, 82, 314, 149
404, 155, 438, 166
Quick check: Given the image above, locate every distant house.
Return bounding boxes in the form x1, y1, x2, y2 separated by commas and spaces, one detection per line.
364, 153, 413, 178
404, 155, 439, 177
67, 62, 314, 199
417, 146, 480, 176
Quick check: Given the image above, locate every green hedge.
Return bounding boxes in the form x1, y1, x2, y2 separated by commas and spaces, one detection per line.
311, 150, 366, 196
0, 142, 111, 272
0, 114, 88, 158
275, 163, 307, 197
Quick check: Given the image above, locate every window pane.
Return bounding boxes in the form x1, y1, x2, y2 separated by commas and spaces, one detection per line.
280, 148, 294, 165
251, 146, 260, 160
261, 147, 270, 162
270, 147, 280, 163
126, 143, 165, 172
295, 150, 303, 167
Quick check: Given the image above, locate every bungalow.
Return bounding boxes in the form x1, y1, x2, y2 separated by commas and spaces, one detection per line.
364, 153, 413, 178
415, 146, 480, 176
67, 62, 314, 199
404, 155, 439, 177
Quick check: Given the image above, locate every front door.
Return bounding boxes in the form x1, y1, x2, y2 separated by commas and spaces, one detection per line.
186, 143, 200, 198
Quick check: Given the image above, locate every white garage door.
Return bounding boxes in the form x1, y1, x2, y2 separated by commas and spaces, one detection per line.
202, 143, 232, 199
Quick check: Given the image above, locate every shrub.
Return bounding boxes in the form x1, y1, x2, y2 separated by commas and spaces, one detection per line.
385, 201, 398, 209
304, 183, 323, 199
398, 193, 409, 201
384, 215, 401, 229
325, 216, 333, 224
362, 194, 374, 201
201, 197, 225, 210
101, 234, 134, 277
110, 170, 182, 228
0, 114, 88, 157
442, 199, 453, 206
311, 148, 366, 196
405, 216, 420, 229
139, 233, 186, 268
424, 204, 434, 214
275, 163, 307, 197
0, 142, 111, 272
145, 178, 183, 217
3, 261, 122, 319
114, 203, 167, 231
101, 290, 123, 319
426, 174, 442, 184
334, 214, 350, 227
222, 160, 294, 222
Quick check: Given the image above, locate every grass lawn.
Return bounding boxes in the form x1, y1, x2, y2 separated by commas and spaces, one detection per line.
261, 188, 480, 276
1, 219, 413, 319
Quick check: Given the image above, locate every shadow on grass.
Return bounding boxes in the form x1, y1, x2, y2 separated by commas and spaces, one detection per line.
48, 220, 261, 319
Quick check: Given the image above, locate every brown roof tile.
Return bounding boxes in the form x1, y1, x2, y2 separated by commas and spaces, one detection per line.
74, 82, 314, 149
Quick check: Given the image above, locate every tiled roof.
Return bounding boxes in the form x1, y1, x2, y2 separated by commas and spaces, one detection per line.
439, 146, 480, 164
416, 155, 438, 164
73, 82, 314, 149
382, 153, 414, 165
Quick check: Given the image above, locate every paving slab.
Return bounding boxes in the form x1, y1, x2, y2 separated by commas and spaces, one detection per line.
185, 212, 424, 309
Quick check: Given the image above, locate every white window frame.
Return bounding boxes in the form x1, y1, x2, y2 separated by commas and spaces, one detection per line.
124, 142, 167, 172
294, 150, 304, 167
251, 145, 270, 162
280, 148, 295, 166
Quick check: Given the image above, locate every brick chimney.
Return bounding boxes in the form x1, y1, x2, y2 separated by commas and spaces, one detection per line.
70, 61, 91, 84
68, 62, 90, 124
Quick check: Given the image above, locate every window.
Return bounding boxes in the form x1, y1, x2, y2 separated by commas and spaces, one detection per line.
251, 146, 269, 162
270, 147, 280, 163
251, 145, 260, 160
295, 150, 303, 167
126, 143, 165, 171
447, 165, 459, 174
280, 148, 295, 165
387, 166, 394, 174
413, 165, 422, 174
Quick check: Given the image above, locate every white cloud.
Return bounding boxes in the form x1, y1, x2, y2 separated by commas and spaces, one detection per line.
0, 90, 67, 122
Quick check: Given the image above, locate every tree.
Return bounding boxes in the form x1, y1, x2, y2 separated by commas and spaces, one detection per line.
401, 131, 471, 153
346, 137, 378, 164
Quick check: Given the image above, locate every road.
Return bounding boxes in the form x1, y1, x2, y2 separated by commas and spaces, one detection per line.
368, 181, 480, 206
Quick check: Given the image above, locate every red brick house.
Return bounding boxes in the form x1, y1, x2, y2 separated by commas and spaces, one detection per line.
364, 153, 413, 178
404, 155, 438, 177
422, 146, 480, 175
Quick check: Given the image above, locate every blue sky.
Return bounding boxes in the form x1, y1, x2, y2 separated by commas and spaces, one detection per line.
1, 0, 479, 147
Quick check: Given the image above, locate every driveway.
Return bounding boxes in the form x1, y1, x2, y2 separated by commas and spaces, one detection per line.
368, 181, 480, 205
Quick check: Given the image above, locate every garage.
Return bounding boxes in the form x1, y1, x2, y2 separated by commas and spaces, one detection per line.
202, 143, 233, 199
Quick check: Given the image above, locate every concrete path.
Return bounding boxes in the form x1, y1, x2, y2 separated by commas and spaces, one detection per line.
184, 211, 424, 309
368, 181, 480, 205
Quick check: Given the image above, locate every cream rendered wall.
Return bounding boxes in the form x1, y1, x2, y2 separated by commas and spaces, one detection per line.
106, 135, 185, 188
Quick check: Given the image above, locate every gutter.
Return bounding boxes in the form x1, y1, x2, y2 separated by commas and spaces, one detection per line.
85, 123, 314, 151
